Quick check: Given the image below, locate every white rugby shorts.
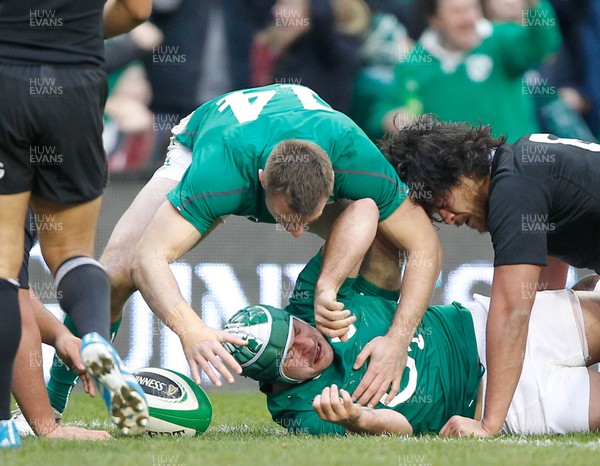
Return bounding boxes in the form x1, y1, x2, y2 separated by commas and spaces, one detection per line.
464, 290, 590, 434
151, 138, 192, 182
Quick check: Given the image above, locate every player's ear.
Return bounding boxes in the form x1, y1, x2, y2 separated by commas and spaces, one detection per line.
258, 169, 266, 188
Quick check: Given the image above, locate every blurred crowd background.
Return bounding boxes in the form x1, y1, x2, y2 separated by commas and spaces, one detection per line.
102, 0, 600, 177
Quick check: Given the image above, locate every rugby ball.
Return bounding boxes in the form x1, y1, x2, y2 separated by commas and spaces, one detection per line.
132, 367, 212, 437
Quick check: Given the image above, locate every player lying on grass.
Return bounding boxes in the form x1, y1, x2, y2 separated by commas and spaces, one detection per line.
224, 210, 600, 435
47, 83, 441, 418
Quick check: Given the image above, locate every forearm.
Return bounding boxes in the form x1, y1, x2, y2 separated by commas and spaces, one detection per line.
482, 306, 530, 433
481, 265, 539, 433
507, 0, 561, 73
370, 200, 440, 344
104, 35, 145, 72
131, 255, 204, 340
526, 1, 561, 54
342, 407, 413, 436
373, 62, 423, 133
385, 227, 440, 344
103, 0, 152, 38
29, 291, 69, 347
316, 198, 379, 293
393, 252, 438, 338
13, 290, 58, 435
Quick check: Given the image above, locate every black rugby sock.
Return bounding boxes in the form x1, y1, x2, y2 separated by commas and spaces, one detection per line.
56, 257, 110, 340
0, 279, 21, 420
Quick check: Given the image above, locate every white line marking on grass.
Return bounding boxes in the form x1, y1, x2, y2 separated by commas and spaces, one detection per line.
210, 425, 289, 435
493, 437, 600, 449
64, 420, 114, 430
370, 435, 600, 449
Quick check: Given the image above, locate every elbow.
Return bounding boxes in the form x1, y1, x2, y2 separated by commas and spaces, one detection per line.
344, 198, 379, 236
130, 14, 151, 30
358, 198, 380, 239
131, 242, 174, 285
491, 302, 533, 331
132, 2, 153, 23
104, 1, 153, 38
508, 306, 532, 326
125, 1, 153, 27
130, 248, 146, 286
355, 198, 379, 222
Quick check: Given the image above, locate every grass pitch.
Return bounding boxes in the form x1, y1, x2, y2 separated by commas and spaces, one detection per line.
4, 391, 600, 466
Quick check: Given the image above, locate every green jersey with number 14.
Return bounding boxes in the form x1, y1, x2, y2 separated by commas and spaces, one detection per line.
166, 84, 407, 235
264, 252, 483, 435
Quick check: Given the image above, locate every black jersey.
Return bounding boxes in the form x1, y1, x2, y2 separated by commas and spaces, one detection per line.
0, 0, 105, 66
488, 134, 600, 272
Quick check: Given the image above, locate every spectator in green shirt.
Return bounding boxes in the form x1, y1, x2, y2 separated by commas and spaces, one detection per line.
368, 0, 561, 141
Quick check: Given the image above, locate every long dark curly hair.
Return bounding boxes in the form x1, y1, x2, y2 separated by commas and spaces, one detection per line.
379, 114, 506, 220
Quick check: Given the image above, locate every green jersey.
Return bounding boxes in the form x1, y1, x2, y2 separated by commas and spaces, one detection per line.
368, 1, 561, 142
264, 253, 483, 435
166, 84, 407, 235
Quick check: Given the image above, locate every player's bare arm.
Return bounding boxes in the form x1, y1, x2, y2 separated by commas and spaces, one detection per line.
29, 292, 95, 396
538, 256, 569, 290
442, 264, 540, 437
312, 385, 413, 436
103, 0, 152, 39
352, 198, 441, 407
315, 198, 380, 339
131, 201, 246, 386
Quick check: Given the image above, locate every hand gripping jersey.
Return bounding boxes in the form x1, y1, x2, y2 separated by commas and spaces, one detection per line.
166, 84, 407, 234
264, 253, 483, 435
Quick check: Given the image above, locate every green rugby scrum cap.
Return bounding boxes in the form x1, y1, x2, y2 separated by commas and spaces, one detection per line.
223, 305, 303, 385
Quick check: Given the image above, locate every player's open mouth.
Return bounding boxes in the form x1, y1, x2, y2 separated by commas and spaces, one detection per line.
314, 341, 322, 365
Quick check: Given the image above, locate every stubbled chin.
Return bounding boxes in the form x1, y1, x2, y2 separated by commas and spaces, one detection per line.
321, 342, 334, 368
466, 216, 488, 233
